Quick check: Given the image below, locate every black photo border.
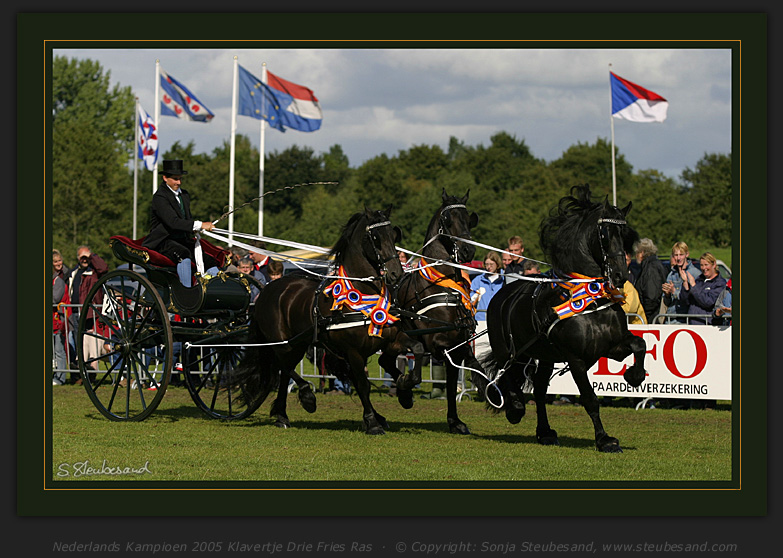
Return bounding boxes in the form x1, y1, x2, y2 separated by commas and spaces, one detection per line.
15, 10, 771, 549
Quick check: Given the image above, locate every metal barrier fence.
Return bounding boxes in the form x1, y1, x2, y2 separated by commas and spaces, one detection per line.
51, 302, 476, 398
651, 312, 729, 325
52, 303, 728, 399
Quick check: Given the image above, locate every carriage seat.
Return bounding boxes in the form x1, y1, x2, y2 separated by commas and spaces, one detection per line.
110, 235, 230, 271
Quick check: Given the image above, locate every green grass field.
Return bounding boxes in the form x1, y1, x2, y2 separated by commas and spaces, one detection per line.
51, 382, 732, 484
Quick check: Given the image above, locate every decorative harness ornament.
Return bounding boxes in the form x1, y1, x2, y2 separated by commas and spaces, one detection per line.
323, 265, 399, 337
551, 272, 626, 321
416, 258, 476, 316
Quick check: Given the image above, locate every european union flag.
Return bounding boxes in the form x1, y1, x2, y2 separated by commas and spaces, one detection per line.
237, 64, 285, 132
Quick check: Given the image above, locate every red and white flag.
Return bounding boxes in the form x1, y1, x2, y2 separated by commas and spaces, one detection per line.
137, 103, 158, 171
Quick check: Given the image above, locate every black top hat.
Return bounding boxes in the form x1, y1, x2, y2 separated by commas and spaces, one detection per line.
161, 160, 188, 176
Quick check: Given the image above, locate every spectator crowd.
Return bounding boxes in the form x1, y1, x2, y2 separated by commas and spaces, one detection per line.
53, 198, 731, 412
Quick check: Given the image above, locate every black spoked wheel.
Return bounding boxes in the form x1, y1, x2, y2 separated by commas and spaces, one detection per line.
182, 340, 262, 420
77, 269, 173, 421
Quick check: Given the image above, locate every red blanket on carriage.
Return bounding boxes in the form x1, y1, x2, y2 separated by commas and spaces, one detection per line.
110, 235, 229, 270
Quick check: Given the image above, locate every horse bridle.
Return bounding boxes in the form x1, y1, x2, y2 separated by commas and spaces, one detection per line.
437, 203, 470, 264
597, 217, 627, 286
365, 219, 399, 282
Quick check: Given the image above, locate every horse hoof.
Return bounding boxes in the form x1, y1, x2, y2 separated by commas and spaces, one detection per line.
396, 374, 422, 392
510, 394, 526, 410
299, 389, 317, 413
376, 414, 390, 430
449, 422, 471, 435
624, 365, 646, 388
599, 445, 623, 453
505, 407, 525, 424
537, 429, 559, 445
397, 389, 414, 409
597, 436, 622, 453
274, 421, 290, 429
366, 427, 385, 435
395, 376, 412, 391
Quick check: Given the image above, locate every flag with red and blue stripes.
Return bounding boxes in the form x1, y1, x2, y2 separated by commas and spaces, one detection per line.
266, 70, 322, 132
611, 72, 668, 123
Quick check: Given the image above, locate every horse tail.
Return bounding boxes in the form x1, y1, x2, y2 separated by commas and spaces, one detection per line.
229, 320, 279, 408
321, 350, 352, 384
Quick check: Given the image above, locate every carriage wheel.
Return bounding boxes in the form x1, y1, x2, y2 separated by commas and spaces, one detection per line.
77, 269, 173, 421
181, 340, 263, 420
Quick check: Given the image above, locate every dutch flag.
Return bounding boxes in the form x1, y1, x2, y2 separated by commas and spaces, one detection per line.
266, 70, 322, 132
611, 72, 668, 123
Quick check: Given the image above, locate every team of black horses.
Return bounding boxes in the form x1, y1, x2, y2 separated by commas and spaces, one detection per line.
229, 184, 648, 452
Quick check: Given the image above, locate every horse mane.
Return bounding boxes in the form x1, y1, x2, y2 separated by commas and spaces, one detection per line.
539, 184, 604, 273
329, 211, 365, 264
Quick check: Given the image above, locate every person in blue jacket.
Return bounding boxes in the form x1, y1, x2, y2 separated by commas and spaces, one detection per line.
678, 252, 728, 325
470, 251, 506, 360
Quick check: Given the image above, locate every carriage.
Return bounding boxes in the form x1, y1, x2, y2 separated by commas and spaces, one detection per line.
75, 235, 266, 421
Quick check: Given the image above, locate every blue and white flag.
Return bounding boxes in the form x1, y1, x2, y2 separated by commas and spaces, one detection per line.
237, 65, 322, 132
137, 103, 158, 171
611, 72, 668, 123
159, 68, 215, 122
237, 64, 284, 127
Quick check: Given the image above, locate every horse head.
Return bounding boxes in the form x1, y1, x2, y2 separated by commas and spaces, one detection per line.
361, 205, 404, 286
540, 184, 637, 288
596, 196, 636, 290
425, 189, 479, 263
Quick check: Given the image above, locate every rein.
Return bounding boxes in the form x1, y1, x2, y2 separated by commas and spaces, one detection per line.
365, 220, 399, 281
596, 216, 627, 287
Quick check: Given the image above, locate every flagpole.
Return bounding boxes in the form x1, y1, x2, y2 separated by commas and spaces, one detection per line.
133, 97, 139, 239
259, 62, 267, 237
228, 56, 239, 245
609, 63, 617, 206
154, 60, 161, 195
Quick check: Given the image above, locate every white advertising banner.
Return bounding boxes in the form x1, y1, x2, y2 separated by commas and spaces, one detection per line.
546, 324, 732, 400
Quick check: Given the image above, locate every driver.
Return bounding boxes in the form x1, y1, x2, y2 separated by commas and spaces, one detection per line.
143, 160, 216, 286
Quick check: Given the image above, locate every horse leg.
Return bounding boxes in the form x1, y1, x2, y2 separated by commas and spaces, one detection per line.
269, 369, 292, 429
395, 338, 424, 392
608, 332, 648, 388
347, 353, 388, 434
500, 361, 528, 425
444, 355, 470, 435
532, 361, 558, 445
288, 367, 317, 414
445, 344, 484, 434
378, 350, 412, 409
570, 360, 621, 453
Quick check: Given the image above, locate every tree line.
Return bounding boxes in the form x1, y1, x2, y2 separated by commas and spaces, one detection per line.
52, 56, 732, 269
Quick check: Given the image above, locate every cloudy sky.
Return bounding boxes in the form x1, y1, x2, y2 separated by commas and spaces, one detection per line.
54, 47, 732, 181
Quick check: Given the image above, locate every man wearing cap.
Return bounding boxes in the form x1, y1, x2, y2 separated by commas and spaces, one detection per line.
143, 160, 216, 287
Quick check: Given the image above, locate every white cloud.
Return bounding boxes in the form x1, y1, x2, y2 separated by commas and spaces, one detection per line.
54, 46, 732, 177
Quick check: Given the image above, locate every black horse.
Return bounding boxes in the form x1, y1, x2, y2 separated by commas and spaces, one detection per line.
230, 206, 424, 435
479, 184, 647, 453
379, 189, 482, 434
